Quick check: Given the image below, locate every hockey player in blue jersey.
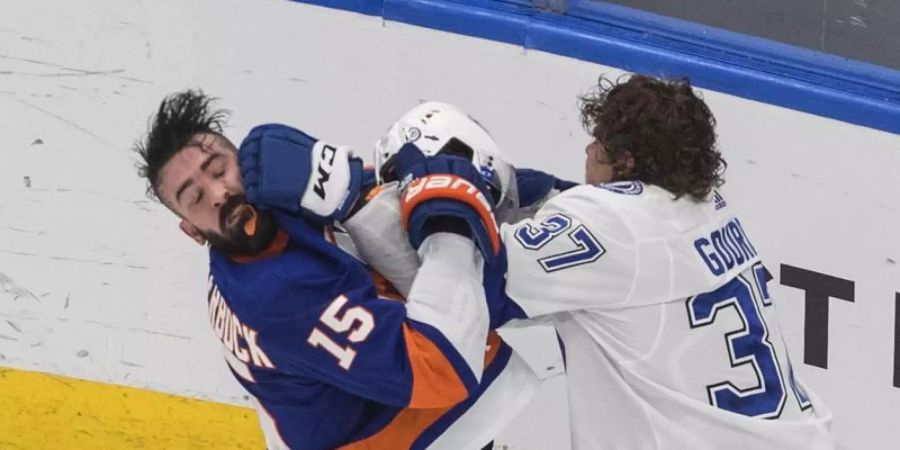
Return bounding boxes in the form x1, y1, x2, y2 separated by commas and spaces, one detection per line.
133, 90, 540, 450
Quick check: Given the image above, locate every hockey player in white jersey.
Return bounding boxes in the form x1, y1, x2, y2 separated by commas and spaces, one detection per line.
355, 75, 836, 449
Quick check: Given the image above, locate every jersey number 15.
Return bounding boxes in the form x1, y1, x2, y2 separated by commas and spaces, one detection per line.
307, 295, 374, 370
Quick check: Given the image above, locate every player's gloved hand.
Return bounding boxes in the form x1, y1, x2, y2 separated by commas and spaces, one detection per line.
395, 143, 500, 265
515, 168, 578, 208
238, 123, 363, 222
342, 166, 378, 220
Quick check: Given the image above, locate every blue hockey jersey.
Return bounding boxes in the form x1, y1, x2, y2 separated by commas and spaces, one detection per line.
206, 210, 518, 449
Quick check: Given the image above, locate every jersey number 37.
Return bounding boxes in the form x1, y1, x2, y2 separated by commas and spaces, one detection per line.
514, 214, 605, 272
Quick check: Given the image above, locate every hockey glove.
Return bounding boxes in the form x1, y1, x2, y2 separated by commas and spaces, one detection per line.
395, 143, 500, 265
238, 124, 363, 222
515, 168, 578, 208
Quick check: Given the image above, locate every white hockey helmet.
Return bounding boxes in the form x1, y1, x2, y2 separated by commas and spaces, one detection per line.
374, 101, 519, 221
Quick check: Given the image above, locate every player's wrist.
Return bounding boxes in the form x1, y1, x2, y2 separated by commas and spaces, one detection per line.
422, 217, 472, 239
393, 143, 500, 264
338, 165, 378, 222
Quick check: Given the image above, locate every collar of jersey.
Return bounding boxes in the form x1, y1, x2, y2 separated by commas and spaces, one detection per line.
229, 229, 290, 264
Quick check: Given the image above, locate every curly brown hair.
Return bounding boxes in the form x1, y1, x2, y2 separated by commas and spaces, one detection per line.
579, 74, 726, 200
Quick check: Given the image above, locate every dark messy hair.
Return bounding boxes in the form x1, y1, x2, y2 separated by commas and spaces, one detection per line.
134, 89, 230, 199
579, 74, 726, 200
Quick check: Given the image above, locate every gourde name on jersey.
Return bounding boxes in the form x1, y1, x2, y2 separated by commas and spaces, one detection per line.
694, 217, 759, 277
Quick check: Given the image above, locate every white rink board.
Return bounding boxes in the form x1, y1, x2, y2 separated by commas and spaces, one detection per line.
0, 0, 898, 448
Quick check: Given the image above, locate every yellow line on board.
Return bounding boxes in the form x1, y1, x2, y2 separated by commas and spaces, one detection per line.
0, 368, 265, 449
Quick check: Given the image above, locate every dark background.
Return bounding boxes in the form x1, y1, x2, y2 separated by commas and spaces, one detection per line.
599, 0, 900, 70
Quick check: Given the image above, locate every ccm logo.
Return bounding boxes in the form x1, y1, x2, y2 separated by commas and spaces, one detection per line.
312, 144, 338, 200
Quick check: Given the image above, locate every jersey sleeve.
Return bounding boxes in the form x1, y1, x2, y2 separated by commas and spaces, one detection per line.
238, 237, 488, 410
500, 185, 639, 317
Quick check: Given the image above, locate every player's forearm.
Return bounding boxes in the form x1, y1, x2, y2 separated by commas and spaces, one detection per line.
342, 186, 495, 372
342, 183, 419, 296
406, 233, 490, 386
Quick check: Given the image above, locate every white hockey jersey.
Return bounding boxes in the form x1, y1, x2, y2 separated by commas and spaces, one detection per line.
502, 181, 834, 449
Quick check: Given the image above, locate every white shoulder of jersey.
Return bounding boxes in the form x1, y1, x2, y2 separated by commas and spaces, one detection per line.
500, 183, 640, 318
501, 182, 761, 317
532, 183, 638, 238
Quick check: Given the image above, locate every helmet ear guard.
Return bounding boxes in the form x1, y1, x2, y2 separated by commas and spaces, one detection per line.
437, 137, 475, 160
437, 138, 503, 207
378, 136, 474, 184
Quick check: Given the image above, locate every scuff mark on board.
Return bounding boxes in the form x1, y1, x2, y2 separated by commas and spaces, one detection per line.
0, 271, 40, 302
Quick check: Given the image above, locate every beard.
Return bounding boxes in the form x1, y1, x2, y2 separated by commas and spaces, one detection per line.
204, 194, 278, 256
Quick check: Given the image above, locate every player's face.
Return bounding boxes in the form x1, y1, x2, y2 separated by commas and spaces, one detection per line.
584, 139, 616, 184
156, 133, 273, 253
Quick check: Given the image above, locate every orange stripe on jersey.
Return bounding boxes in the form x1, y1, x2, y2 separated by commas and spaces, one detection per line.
484, 331, 502, 367
338, 405, 449, 450
339, 330, 505, 450
364, 184, 387, 202
230, 230, 289, 264
324, 224, 337, 244
402, 324, 468, 409
369, 269, 405, 301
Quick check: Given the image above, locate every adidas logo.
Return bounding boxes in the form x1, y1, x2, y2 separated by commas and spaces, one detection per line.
713, 190, 727, 210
